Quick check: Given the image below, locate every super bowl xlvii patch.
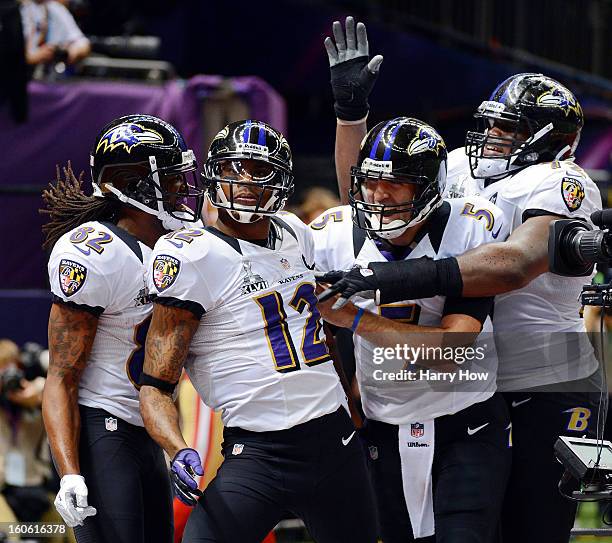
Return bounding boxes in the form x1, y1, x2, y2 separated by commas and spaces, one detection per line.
153, 254, 181, 292
561, 177, 585, 212
59, 259, 87, 297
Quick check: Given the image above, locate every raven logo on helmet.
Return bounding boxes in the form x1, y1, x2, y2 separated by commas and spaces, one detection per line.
537, 89, 583, 118
95, 123, 164, 154
407, 127, 446, 156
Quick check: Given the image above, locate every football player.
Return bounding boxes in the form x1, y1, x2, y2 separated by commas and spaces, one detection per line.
139, 120, 378, 543
41, 114, 204, 542
311, 116, 511, 543
321, 18, 603, 543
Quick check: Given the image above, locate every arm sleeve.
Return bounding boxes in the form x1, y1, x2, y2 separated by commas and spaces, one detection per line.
442, 296, 493, 325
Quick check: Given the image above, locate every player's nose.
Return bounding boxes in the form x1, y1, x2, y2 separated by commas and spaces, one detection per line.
371, 180, 393, 202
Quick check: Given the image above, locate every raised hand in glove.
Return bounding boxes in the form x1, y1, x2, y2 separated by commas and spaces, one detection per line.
324, 16, 383, 122
170, 448, 204, 506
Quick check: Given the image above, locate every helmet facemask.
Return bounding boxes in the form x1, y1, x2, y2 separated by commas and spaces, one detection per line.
94, 150, 204, 230
465, 101, 558, 180
349, 165, 443, 240
202, 156, 294, 223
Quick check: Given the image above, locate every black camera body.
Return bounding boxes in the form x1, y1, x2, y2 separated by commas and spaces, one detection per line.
53, 47, 69, 64
549, 211, 612, 277
0, 342, 46, 406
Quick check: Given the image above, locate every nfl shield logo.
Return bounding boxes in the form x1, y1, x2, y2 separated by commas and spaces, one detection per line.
232, 443, 244, 456
410, 423, 424, 438
280, 258, 291, 270
368, 445, 379, 460
105, 417, 118, 432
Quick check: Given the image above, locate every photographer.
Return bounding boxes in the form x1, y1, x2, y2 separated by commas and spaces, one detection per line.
19, 0, 90, 74
0, 339, 51, 524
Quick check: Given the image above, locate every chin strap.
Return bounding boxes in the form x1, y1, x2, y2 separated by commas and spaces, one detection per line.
102, 182, 198, 232
509, 122, 554, 167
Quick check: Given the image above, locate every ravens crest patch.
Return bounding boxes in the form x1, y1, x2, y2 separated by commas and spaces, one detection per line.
59, 259, 87, 297
153, 255, 181, 292
561, 177, 585, 212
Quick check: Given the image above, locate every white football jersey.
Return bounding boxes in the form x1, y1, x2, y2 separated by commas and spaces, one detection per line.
311, 200, 507, 425
443, 149, 602, 389
48, 221, 153, 426
148, 212, 345, 432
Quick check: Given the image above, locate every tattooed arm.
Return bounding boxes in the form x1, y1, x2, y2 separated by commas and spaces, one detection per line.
42, 303, 98, 477
139, 303, 199, 458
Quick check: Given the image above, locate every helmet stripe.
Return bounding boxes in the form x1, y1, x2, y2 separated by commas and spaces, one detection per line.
369, 119, 394, 159
243, 119, 252, 143
489, 75, 513, 101
257, 124, 266, 146
382, 120, 404, 161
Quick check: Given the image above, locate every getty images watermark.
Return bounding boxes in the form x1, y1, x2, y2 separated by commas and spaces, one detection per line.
371, 344, 490, 382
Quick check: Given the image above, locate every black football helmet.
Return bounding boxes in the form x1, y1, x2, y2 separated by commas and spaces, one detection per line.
90, 114, 204, 228
350, 117, 447, 239
201, 120, 294, 223
465, 73, 584, 180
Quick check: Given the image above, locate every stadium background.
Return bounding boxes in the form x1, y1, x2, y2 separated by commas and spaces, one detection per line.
1, 0, 611, 540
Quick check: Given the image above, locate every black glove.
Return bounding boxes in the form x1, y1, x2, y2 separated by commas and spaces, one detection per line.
324, 16, 383, 121
316, 257, 463, 307
316, 267, 381, 308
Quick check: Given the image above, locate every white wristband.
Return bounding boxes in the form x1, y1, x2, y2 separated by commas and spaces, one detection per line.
336, 114, 368, 126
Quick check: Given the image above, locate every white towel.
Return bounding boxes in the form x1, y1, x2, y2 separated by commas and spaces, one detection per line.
398, 420, 435, 539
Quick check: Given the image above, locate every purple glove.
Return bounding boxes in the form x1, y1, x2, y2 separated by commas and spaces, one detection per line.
170, 448, 204, 506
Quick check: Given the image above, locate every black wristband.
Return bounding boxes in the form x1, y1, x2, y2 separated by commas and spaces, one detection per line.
369, 256, 463, 304
139, 372, 178, 394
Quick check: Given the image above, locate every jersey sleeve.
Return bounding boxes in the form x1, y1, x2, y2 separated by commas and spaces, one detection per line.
309, 206, 352, 272
148, 234, 213, 319
447, 196, 509, 250
48, 242, 112, 317
514, 163, 601, 221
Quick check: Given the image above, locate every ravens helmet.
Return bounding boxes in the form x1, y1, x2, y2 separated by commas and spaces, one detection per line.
90, 114, 204, 229
201, 120, 294, 223
350, 117, 447, 239
465, 73, 584, 180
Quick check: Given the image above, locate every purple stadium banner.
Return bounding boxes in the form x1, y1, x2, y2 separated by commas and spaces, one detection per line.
0, 76, 286, 187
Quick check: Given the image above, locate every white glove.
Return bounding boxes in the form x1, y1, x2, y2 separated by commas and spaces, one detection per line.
54, 474, 97, 527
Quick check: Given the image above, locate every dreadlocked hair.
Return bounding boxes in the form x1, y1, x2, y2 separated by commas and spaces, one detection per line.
40, 162, 121, 251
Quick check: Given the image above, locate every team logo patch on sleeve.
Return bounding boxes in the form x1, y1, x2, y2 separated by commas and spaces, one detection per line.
59, 259, 87, 297
153, 255, 181, 292
561, 177, 585, 212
